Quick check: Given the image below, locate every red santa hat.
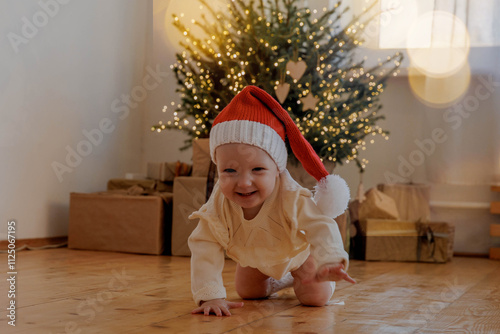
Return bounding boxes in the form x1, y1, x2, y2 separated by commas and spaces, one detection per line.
210, 85, 350, 218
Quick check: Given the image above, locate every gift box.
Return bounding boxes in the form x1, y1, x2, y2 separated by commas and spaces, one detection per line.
351, 219, 454, 263
146, 161, 191, 181
191, 138, 211, 177
377, 183, 431, 222
358, 188, 400, 221
107, 178, 173, 193
68, 189, 173, 255
171, 176, 209, 256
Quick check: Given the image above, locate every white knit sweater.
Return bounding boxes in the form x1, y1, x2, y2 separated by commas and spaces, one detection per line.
188, 170, 348, 306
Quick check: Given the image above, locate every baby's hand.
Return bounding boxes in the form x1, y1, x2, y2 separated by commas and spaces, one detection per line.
192, 298, 244, 317
303, 263, 356, 285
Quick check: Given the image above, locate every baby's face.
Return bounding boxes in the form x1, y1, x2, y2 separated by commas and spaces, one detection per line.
215, 143, 279, 219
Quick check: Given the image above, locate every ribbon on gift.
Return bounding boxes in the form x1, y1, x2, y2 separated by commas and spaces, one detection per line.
175, 161, 192, 177
417, 223, 435, 262
416, 222, 451, 262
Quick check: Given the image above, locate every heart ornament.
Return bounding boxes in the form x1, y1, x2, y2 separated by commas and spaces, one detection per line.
286, 60, 307, 81
274, 83, 290, 104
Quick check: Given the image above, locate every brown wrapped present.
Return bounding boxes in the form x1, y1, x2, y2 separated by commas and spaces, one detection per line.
358, 188, 400, 221
68, 188, 173, 255
146, 161, 192, 181
377, 183, 431, 222
107, 178, 173, 193
191, 138, 211, 177
171, 176, 208, 256
417, 222, 455, 262
352, 219, 454, 263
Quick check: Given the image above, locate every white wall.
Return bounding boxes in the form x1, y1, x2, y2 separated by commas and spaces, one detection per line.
141, 0, 193, 166
0, 0, 150, 240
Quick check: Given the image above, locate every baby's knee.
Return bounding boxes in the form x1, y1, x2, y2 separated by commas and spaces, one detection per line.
236, 285, 268, 300
298, 292, 330, 306
235, 280, 269, 300
296, 281, 335, 307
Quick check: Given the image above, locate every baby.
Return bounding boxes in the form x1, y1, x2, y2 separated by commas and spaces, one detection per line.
188, 85, 355, 316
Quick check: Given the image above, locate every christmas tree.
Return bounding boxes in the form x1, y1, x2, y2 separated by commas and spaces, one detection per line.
153, 0, 402, 172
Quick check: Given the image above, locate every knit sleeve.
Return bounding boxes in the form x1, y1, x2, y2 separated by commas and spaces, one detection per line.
294, 193, 349, 270
188, 219, 227, 306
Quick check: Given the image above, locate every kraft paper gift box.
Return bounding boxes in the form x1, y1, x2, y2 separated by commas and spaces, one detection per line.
68, 190, 173, 255
107, 178, 173, 193
418, 221, 455, 262
191, 138, 211, 177
358, 188, 400, 221
354, 219, 454, 263
146, 161, 192, 181
170, 138, 218, 256
171, 176, 210, 256
377, 183, 431, 222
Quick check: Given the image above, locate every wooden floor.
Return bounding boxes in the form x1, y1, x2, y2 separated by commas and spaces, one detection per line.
1, 248, 500, 333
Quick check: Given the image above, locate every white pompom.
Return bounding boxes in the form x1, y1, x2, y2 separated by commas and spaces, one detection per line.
313, 174, 350, 218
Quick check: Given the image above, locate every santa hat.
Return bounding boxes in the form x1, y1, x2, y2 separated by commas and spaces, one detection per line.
210, 85, 350, 218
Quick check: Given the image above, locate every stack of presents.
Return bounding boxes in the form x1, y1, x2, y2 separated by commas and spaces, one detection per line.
349, 184, 455, 263
68, 138, 455, 262
68, 139, 212, 256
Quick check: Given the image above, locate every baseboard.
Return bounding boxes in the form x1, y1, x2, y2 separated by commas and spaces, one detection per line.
0, 236, 68, 250
489, 247, 500, 260
453, 252, 489, 258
